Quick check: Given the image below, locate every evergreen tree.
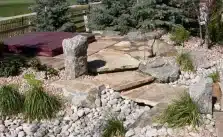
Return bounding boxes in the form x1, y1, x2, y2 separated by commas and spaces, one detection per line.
89, 0, 200, 34
31, 0, 75, 32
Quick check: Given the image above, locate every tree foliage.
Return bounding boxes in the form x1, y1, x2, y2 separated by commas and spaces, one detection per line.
31, 0, 75, 32
89, 0, 200, 34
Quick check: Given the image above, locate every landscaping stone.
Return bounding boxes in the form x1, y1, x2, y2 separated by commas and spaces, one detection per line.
81, 71, 154, 92
189, 77, 213, 114
51, 79, 105, 108
121, 83, 187, 106
88, 49, 140, 73
62, 35, 88, 79
126, 30, 165, 41
214, 112, 223, 137
139, 57, 180, 83
114, 41, 131, 47
102, 30, 121, 36
129, 50, 153, 60
131, 103, 168, 128
152, 40, 177, 56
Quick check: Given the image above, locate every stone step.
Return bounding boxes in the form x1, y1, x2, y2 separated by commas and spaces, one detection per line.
121, 83, 188, 106
81, 71, 154, 92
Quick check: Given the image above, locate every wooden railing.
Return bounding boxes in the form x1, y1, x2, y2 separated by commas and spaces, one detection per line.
0, 5, 89, 42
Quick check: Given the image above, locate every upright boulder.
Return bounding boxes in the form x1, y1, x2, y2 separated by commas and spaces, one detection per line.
62, 35, 88, 79
189, 77, 213, 114
139, 57, 180, 83
152, 40, 177, 57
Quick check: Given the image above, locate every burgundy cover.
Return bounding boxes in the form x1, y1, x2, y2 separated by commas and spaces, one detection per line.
3, 32, 96, 57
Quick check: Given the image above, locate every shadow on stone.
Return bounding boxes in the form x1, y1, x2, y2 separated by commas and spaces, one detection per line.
88, 60, 106, 72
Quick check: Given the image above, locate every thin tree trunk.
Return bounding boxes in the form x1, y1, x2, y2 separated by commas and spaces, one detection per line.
204, 22, 210, 48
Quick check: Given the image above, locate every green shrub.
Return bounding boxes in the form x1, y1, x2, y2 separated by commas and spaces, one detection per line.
209, 0, 223, 44
89, 0, 199, 34
31, 0, 73, 32
102, 117, 126, 137
28, 58, 42, 71
0, 85, 24, 117
0, 55, 27, 77
171, 25, 190, 46
155, 92, 201, 128
176, 52, 194, 72
23, 74, 61, 121
208, 71, 220, 83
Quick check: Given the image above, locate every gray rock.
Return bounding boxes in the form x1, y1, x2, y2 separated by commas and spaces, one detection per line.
126, 30, 165, 41
62, 35, 88, 79
139, 57, 180, 83
18, 131, 25, 137
77, 110, 85, 117
102, 30, 121, 36
131, 103, 168, 128
152, 40, 177, 57
53, 127, 62, 134
189, 77, 213, 114
125, 129, 135, 137
0, 124, 5, 132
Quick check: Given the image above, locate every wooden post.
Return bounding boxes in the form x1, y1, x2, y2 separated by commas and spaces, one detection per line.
83, 10, 89, 32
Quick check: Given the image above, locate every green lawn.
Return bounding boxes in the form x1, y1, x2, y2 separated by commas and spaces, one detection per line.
0, 0, 77, 17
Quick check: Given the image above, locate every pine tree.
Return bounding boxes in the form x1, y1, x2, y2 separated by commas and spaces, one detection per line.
31, 0, 75, 32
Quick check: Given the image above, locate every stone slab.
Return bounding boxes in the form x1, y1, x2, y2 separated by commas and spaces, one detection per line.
88, 49, 140, 73
51, 79, 105, 108
80, 71, 154, 92
121, 83, 188, 106
214, 112, 223, 137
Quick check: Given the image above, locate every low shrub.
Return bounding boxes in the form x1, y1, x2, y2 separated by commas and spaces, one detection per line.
0, 85, 24, 117
176, 52, 194, 72
155, 92, 201, 128
102, 117, 126, 137
171, 25, 190, 46
208, 71, 220, 83
0, 55, 27, 77
23, 74, 61, 121
28, 58, 42, 71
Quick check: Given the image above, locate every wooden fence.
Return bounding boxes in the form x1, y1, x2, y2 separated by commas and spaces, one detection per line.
0, 5, 89, 42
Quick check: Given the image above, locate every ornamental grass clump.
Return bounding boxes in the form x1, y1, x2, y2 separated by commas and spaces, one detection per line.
155, 92, 201, 128
171, 25, 190, 46
102, 117, 126, 137
23, 74, 61, 121
176, 52, 194, 72
0, 85, 24, 117
208, 71, 220, 83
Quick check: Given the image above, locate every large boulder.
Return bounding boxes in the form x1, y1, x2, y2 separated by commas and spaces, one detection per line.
62, 35, 88, 79
52, 79, 105, 108
152, 40, 177, 57
139, 57, 180, 83
189, 77, 213, 114
126, 30, 165, 41
131, 103, 168, 128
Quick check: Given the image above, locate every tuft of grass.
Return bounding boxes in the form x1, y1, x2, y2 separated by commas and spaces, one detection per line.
208, 71, 220, 83
0, 85, 24, 117
102, 117, 126, 137
23, 74, 61, 121
155, 92, 201, 128
176, 52, 194, 72
171, 25, 190, 46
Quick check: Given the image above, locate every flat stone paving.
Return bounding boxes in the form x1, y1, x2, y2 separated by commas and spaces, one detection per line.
80, 71, 154, 92
214, 112, 223, 137
121, 83, 188, 106
88, 49, 140, 73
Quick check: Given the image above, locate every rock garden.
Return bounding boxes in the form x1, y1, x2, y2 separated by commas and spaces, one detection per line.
1, 0, 223, 137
